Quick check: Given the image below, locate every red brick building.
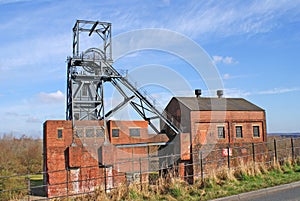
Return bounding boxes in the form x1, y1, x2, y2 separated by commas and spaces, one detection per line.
163, 96, 267, 144
160, 96, 267, 181
44, 94, 267, 196
43, 120, 168, 198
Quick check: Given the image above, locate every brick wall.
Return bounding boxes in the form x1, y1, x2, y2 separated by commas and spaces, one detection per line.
190, 110, 267, 144
43, 120, 104, 197
108, 120, 158, 144
44, 120, 168, 198
163, 98, 267, 165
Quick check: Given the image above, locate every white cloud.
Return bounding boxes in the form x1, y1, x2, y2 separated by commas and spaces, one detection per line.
222, 73, 256, 80
0, 0, 299, 136
223, 73, 231, 80
221, 87, 300, 98
63, 1, 300, 40
213, 55, 238, 65
219, 88, 251, 98
258, 87, 300, 95
223, 57, 236, 64
169, 1, 300, 39
38, 90, 65, 104
0, 90, 65, 137
212, 55, 223, 63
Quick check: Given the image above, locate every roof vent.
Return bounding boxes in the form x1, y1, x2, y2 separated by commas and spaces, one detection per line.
217, 90, 223, 98
195, 89, 201, 98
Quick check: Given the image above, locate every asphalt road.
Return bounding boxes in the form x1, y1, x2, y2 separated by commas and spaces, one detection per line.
212, 181, 300, 201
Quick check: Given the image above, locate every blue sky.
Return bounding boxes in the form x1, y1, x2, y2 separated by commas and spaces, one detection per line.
0, 0, 300, 138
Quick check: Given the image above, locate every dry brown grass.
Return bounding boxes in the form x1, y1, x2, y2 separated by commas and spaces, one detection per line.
55, 157, 300, 201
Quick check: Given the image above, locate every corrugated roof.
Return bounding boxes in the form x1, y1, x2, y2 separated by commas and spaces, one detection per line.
174, 97, 264, 111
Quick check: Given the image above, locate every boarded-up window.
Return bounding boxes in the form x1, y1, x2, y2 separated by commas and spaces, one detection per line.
76, 128, 83, 138
86, 128, 94, 138
96, 128, 104, 138
130, 128, 140, 137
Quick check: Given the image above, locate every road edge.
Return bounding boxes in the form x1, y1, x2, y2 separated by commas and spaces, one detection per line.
211, 180, 300, 201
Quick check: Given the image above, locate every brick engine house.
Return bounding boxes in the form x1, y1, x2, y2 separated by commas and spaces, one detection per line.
159, 90, 267, 182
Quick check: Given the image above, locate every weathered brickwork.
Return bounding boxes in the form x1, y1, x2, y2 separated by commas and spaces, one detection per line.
43, 120, 168, 198
44, 96, 268, 196
190, 110, 267, 144
161, 97, 268, 182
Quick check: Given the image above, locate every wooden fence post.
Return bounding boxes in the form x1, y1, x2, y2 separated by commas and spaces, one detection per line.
27, 168, 30, 201
104, 166, 107, 193
227, 146, 230, 170
291, 138, 295, 164
198, 151, 204, 183
252, 143, 255, 163
66, 168, 69, 198
139, 158, 142, 190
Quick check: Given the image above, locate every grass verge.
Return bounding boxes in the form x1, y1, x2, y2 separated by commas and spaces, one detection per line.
75, 162, 300, 200
71, 159, 300, 201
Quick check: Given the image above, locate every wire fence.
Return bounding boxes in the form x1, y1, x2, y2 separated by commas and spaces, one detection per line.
1, 137, 300, 200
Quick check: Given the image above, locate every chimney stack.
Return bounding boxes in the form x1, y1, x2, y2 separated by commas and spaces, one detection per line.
195, 89, 201, 98
217, 90, 223, 98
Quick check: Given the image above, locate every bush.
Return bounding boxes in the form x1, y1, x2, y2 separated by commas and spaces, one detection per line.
0, 134, 42, 199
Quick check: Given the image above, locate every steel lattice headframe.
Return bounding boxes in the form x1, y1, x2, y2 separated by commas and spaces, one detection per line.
66, 20, 180, 139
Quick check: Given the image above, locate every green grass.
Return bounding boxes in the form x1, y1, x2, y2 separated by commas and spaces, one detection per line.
29, 174, 43, 180
19, 174, 43, 187
30, 174, 43, 186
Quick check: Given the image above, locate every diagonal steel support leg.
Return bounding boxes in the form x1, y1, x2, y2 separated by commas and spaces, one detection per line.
105, 96, 135, 119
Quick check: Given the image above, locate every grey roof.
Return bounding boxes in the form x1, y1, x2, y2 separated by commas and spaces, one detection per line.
173, 97, 264, 111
